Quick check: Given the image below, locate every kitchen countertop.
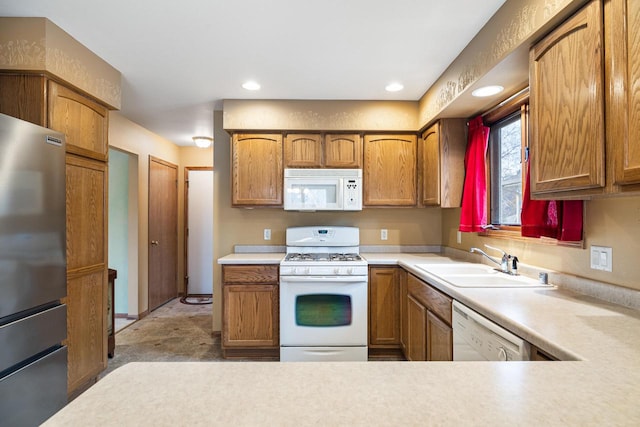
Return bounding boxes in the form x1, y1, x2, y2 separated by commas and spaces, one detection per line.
46, 252, 640, 426
217, 253, 284, 264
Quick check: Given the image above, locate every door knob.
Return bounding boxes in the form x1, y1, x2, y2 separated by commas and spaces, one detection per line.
151, 240, 159, 245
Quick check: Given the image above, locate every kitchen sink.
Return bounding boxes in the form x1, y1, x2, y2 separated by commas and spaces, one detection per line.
416, 263, 498, 276
416, 264, 553, 288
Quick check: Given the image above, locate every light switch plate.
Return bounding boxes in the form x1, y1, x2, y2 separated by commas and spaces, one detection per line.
263, 229, 271, 241
590, 245, 612, 272
380, 229, 388, 241
457, 231, 462, 244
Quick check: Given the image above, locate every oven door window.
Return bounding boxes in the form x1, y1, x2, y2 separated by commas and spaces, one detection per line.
295, 294, 352, 327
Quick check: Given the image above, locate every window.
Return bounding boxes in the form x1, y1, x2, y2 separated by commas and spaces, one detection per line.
481, 89, 583, 246
489, 111, 524, 226
482, 89, 528, 235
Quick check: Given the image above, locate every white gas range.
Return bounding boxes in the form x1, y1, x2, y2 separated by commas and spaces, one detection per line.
279, 226, 368, 362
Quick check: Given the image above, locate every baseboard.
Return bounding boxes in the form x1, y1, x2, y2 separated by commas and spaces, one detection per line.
368, 347, 405, 361
114, 313, 131, 319
222, 347, 279, 360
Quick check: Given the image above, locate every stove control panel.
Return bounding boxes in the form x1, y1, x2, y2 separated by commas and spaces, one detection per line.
280, 265, 368, 276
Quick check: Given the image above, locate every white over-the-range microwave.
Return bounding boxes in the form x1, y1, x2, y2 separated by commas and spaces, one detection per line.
283, 168, 362, 211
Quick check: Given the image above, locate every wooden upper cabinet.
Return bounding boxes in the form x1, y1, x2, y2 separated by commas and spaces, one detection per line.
0, 74, 47, 126
284, 133, 323, 167
325, 133, 362, 168
420, 124, 440, 206
65, 155, 107, 271
529, 0, 605, 196
48, 81, 109, 161
284, 133, 362, 168
608, 0, 640, 186
419, 120, 467, 207
363, 134, 417, 206
232, 133, 283, 206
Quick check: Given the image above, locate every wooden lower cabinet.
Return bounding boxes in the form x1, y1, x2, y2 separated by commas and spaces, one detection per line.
426, 311, 453, 361
404, 274, 453, 362
221, 265, 279, 359
66, 270, 107, 395
400, 269, 408, 355
406, 294, 427, 361
65, 154, 108, 396
531, 345, 559, 361
368, 267, 403, 359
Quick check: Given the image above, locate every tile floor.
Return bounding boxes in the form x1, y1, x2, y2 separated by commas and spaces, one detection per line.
100, 298, 221, 379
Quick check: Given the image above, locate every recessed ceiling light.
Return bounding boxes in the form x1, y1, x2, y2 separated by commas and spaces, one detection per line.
242, 81, 261, 91
385, 82, 404, 92
472, 85, 504, 97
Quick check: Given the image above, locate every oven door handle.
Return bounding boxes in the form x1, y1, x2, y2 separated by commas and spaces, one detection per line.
280, 276, 367, 283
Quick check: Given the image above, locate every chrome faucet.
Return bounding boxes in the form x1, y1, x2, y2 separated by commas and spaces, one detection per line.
470, 244, 519, 275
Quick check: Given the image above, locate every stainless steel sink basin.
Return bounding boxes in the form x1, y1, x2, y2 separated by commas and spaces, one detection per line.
416, 263, 553, 288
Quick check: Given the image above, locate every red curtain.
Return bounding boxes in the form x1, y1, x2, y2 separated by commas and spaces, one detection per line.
521, 162, 583, 241
459, 116, 489, 232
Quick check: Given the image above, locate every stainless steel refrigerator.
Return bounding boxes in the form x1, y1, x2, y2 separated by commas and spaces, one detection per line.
0, 114, 68, 425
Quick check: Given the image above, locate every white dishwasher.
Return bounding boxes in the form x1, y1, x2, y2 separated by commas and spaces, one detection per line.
452, 301, 531, 361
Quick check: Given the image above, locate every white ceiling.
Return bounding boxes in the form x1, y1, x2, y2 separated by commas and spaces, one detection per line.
1, 0, 507, 145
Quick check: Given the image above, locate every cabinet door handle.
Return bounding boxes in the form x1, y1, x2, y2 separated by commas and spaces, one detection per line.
151, 240, 159, 245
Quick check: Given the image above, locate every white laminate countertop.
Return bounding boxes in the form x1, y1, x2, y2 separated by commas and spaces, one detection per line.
217, 253, 284, 264
46, 253, 640, 426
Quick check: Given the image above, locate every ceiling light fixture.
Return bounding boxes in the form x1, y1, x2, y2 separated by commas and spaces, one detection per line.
242, 81, 261, 91
385, 82, 404, 92
192, 136, 213, 148
472, 85, 504, 97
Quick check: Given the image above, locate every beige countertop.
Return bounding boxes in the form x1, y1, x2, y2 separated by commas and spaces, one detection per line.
46, 252, 640, 425
217, 253, 284, 264
45, 359, 639, 426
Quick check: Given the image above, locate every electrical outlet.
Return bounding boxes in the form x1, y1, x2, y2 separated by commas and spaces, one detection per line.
590, 245, 612, 272
263, 229, 271, 241
457, 231, 462, 244
380, 229, 388, 241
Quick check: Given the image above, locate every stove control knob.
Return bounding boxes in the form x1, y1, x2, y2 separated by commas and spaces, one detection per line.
498, 347, 508, 361
347, 267, 354, 275
334, 267, 341, 275
303, 267, 310, 274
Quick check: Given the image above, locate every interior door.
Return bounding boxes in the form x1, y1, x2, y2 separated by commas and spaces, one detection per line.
148, 156, 178, 311
185, 168, 213, 295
